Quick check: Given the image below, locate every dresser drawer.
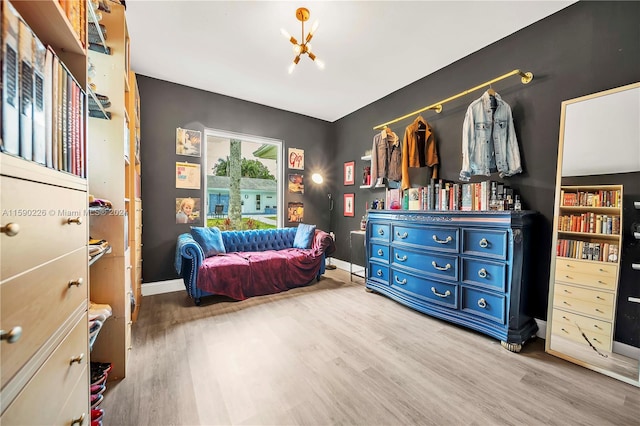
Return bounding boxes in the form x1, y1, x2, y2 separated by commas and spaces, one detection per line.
551, 315, 612, 352
553, 287, 614, 321
461, 258, 506, 292
554, 262, 617, 291
368, 262, 389, 285
552, 308, 613, 338
1, 248, 88, 388
462, 228, 508, 260
392, 224, 458, 253
1, 316, 88, 425
369, 223, 390, 243
554, 283, 615, 307
54, 367, 90, 426
370, 243, 389, 263
392, 247, 458, 281
1, 176, 87, 280
461, 286, 506, 324
391, 269, 458, 309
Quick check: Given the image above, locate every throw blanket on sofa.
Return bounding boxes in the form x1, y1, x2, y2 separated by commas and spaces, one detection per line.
197, 230, 335, 300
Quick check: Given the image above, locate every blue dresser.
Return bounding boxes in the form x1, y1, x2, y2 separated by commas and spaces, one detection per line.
365, 210, 538, 352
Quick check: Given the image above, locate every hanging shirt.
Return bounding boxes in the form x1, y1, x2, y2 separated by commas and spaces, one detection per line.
401, 116, 439, 190
459, 91, 522, 181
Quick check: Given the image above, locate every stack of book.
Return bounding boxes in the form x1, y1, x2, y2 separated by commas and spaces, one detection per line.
1, 1, 86, 177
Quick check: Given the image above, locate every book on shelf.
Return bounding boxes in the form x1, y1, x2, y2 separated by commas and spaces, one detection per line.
2, 1, 20, 155
18, 19, 34, 161
44, 47, 53, 167
32, 36, 46, 165
408, 187, 421, 210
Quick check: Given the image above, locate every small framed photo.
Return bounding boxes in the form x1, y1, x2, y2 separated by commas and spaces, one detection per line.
344, 161, 355, 185
344, 193, 355, 217
176, 128, 202, 157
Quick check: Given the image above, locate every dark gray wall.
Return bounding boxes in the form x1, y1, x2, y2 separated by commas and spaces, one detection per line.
139, 77, 334, 283
330, 1, 639, 328
140, 1, 639, 342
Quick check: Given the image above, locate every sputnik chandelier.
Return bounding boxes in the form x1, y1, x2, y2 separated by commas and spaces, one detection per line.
281, 7, 324, 74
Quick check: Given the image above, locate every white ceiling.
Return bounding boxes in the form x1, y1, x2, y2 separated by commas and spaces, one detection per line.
126, 0, 576, 122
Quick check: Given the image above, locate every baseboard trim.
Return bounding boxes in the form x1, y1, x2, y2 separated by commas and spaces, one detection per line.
141, 279, 183, 296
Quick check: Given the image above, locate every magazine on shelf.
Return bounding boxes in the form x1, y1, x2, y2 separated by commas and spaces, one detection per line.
2, 1, 20, 155
18, 19, 34, 161
32, 36, 46, 164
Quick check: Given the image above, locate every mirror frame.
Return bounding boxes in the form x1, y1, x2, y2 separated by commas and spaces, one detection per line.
546, 81, 640, 387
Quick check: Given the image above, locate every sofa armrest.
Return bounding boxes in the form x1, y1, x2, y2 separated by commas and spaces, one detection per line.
312, 230, 336, 256
176, 233, 205, 274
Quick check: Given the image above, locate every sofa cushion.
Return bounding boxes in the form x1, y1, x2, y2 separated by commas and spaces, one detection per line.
190, 226, 226, 257
293, 223, 316, 249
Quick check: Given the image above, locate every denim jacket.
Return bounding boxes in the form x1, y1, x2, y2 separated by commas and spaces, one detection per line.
459, 91, 522, 181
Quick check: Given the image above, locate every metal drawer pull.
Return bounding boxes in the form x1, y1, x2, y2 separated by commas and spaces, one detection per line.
563, 301, 571, 306
595, 308, 604, 313
593, 324, 602, 330
562, 316, 569, 321
598, 268, 607, 272
70, 413, 85, 426
0, 326, 23, 343
396, 231, 408, 239
68, 278, 83, 288
563, 289, 571, 293
377, 228, 385, 235
561, 328, 569, 334
566, 263, 574, 268
478, 268, 488, 278
396, 254, 408, 261
597, 280, 606, 284
70, 353, 84, 365
431, 261, 451, 271
593, 338, 602, 344
67, 217, 82, 225
477, 298, 487, 308
596, 295, 605, 300
565, 275, 573, 280
479, 238, 489, 248
1, 222, 20, 236
376, 270, 383, 277
431, 287, 451, 298
377, 249, 384, 256
432, 235, 452, 244
395, 276, 407, 285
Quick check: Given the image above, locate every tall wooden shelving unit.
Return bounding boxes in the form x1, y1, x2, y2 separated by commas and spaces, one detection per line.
1, 0, 89, 423
125, 70, 142, 321
87, 0, 132, 381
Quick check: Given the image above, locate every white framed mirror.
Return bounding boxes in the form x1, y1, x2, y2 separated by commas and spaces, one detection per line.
546, 82, 640, 387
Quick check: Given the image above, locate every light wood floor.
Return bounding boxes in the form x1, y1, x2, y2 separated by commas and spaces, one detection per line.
101, 269, 640, 425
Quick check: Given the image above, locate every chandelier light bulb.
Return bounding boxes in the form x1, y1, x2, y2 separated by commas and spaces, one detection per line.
306, 43, 312, 52
280, 28, 291, 39
311, 20, 319, 34
315, 59, 325, 70
288, 62, 296, 74
293, 44, 301, 54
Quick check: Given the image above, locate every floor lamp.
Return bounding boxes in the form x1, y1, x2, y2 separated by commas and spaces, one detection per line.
312, 173, 336, 269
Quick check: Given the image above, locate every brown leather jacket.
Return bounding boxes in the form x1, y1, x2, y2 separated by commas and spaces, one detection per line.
401, 116, 439, 189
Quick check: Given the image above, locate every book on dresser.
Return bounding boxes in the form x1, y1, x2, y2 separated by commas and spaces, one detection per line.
552, 184, 623, 353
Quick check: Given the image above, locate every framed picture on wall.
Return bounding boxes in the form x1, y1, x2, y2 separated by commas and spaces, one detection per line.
344, 193, 355, 216
288, 147, 304, 170
175, 197, 201, 224
344, 161, 355, 185
176, 128, 202, 157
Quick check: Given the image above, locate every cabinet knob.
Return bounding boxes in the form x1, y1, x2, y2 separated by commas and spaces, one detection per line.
67, 217, 83, 225
70, 353, 84, 365
0, 326, 23, 343
70, 413, 86, 426
1, 222, 20, 236
477, 298, 487, 309
377, 228, 384, 236
478, 268, 488, 278
68, 278, 83, 288
377, 249, 383, 256
376, 270, 383, 277
479, 238, 489, 248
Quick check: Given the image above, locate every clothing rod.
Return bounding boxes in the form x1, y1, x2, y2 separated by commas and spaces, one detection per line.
373, 69, 534, 130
